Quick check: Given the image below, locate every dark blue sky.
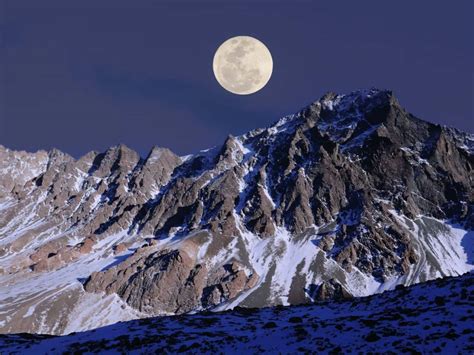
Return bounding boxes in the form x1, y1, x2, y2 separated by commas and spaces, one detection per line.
1, 1, 472, 157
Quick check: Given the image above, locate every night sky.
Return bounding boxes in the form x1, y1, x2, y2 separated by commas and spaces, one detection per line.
1, 1, 472, 158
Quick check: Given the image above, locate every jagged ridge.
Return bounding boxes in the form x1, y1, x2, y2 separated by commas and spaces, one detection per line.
0, 88, 473, 335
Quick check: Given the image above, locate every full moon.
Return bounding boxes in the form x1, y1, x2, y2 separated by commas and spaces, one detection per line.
213, 36, 273, 95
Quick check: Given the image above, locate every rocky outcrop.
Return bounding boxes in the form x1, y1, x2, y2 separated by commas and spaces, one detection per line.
314, 279, 352, 301
29, 236, 97, 272
84, 244, 258, 315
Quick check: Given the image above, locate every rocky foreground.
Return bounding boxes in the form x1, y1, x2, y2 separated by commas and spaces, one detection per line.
1, 272, 473, 354
0, 88, 473, 334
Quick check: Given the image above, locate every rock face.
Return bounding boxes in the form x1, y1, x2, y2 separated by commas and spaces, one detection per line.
314, 279, 352, 301
0, 88, 473, 335
84, 243, 258, 315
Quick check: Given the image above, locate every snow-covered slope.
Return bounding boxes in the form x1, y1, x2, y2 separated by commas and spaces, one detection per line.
1, 272, 472, 354
0, 88, 473, 335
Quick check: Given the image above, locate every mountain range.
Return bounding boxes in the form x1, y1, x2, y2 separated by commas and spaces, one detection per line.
0, 88, 472, 335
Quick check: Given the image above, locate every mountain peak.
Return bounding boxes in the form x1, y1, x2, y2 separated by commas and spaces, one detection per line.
316, 88, 396, 116
276, 88, 399, 148
257, 88, 399, 143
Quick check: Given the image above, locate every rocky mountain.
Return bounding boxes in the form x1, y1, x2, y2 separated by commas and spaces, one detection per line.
1, 271, 473, 353
0, 88, 473, 335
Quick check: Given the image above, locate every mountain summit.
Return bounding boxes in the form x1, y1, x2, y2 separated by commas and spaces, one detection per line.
0, 88, 472, 334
